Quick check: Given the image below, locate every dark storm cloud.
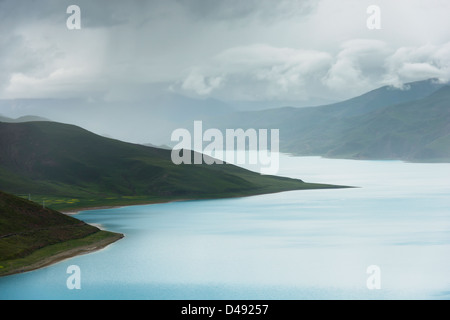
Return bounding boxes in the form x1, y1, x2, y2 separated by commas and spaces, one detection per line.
174, 0, 317, 22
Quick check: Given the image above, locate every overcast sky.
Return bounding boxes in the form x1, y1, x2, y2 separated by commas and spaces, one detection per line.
1, 0, 449, 105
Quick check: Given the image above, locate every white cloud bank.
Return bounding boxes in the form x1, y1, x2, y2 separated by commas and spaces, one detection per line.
178, 40, 450, 101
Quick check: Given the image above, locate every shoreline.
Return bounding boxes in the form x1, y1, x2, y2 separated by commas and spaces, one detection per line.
62, 198, 193, 215
2, 198, 213, 277
0, 232, 124, 278
61, 184, 352, 215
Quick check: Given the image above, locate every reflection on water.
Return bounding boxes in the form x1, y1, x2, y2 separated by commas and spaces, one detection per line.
1, 156, 449, 300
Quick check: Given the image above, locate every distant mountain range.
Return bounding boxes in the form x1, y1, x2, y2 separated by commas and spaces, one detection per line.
203, 79, 450, 162
0, 94, 236, 145
1, 78, 448, 163
0, 121, 340, 211
0, 115, 49, 123
319, 85, 450, 161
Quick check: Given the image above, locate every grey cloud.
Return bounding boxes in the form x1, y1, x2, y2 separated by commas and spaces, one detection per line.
0, 0, 153, 29
174, 0, 317, 22
175, 44, 334, 101
0, 33, 58, 94
0, 0, 59, 23
384, 43, 450, 86
322, 39, 392, 96
1, 0, 450, 104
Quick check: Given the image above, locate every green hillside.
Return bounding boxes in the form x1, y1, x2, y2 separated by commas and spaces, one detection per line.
0, 121, 342, 211
0, 190, 123, 276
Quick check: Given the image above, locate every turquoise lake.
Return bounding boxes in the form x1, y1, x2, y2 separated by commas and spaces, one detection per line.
1, 155, 450, 300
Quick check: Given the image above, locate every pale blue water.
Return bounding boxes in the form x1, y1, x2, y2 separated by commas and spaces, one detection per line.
1, 156, 450, 300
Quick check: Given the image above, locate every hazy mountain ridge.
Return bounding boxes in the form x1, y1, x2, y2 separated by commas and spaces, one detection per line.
1, 79, 447, 163
0, 94, 235, 145
202, 79, 450, 162
0, 115, 49, 123
325, 85, 450, 161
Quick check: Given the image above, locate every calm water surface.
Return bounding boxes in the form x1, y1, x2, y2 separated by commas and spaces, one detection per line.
1, 156, 449, 300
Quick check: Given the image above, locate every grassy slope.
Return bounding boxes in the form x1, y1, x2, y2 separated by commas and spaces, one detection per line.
0, 121, 344, 211
0, 190, 123, 276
